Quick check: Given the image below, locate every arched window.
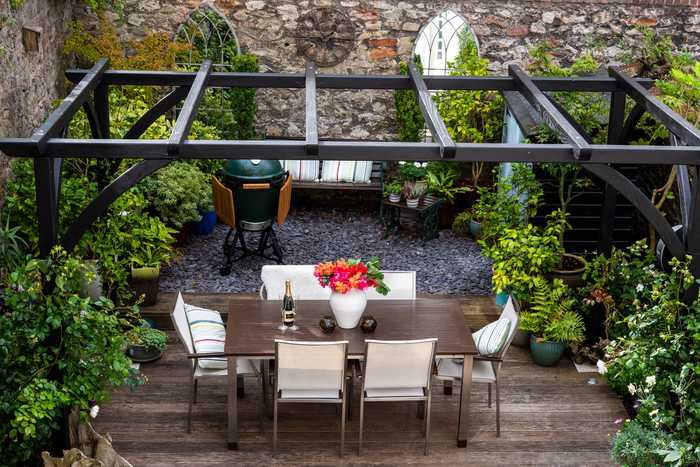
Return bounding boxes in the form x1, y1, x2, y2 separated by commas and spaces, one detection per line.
413, 10, 478, 75
175, 5, 240, 72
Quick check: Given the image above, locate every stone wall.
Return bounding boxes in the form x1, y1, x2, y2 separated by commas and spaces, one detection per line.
72, 0, 700, 141
0, 0, 72, 198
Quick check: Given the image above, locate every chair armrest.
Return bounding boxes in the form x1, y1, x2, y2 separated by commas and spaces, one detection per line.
474, 355, 503, 363
186, 352, 228, 359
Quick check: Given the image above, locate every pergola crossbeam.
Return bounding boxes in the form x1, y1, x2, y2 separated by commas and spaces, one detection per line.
31, 59, 108, 154
609, 66, 700, 146
408, 62, 456, 158
168, 60, 212, 155
509, 64, 592, 160
305, 62, 318, 156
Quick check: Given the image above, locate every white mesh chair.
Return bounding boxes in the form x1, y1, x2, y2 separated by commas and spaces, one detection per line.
435, 295, 520, 436
259, 264, 330, 300
359, 338, 438, 456
273, 340, 349, 457
170, 291, 263, 433
365, 270, 417, 300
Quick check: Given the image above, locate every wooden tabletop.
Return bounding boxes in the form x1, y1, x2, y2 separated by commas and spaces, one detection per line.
225, 298, 477, 357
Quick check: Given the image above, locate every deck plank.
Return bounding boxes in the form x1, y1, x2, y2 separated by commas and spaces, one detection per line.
95, 293, 623, 466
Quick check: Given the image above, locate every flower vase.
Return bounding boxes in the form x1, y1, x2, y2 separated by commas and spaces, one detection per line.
329, 289, 367, 329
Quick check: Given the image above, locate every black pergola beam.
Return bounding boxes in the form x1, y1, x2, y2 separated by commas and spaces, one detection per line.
408, 62, 456, 158
4, 138, 699, 165
168, 60, 212, 156
305, 62, 318, 156
31, 59, 108, 154
509, 64, 592, 160
609, 66, 700, 146
65, 69, 654, 92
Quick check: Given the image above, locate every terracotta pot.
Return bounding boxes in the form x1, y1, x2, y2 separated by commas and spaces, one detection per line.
549, 253, 587, 289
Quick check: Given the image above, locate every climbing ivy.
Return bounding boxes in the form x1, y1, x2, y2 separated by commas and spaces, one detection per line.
394, 56, 425, 142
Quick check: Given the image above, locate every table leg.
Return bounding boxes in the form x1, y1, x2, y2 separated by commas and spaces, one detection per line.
457, 355, 473, 448
227, 356, 239, 450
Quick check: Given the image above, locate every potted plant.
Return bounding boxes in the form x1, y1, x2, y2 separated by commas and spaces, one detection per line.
425, 163, 472, 224
397, 161, 428, 193
405, 184, 426, 208
193, 194, 216, 235
452, 210, 472, 237
126, 322, 167, 363
519, 277, 585, 366
384, 181, 403, 203
313, 258, 389, 329
129, 217, 176, 306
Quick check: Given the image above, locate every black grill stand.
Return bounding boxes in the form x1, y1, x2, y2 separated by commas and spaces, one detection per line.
219, 226, 284, 276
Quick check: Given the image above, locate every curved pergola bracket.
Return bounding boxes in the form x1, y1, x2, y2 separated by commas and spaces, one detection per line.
584, 164, 685, 259
60, 87, 189, 251
621, 103, 645, 144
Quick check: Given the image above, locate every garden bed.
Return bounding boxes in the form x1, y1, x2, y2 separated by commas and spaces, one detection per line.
160, 207, 492, 295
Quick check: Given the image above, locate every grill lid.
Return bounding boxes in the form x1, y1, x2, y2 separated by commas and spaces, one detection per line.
222, 159, 284, 181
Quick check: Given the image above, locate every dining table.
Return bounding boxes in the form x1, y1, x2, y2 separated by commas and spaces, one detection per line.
224, 298, 478, 450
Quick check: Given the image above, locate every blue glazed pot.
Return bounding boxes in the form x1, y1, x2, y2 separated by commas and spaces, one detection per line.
194, 210, 217, 235
469, 220, 482, 237
495, 291, 509, 307
529, 335, 566, 367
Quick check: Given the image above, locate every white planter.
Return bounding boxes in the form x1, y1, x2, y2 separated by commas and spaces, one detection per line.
80, 260, 103, 301
329, 289, 367, 329
388, 193, 401, 203
406, 198, 420, 208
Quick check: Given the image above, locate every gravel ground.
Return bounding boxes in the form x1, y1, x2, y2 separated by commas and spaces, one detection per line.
160, 208, 492, 295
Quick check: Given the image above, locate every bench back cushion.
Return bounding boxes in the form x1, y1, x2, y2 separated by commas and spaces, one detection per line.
320, 161, 373, 183
283, 160, 320, 182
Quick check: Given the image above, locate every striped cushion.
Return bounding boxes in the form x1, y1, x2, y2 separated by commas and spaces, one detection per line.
185, 304, 227, 369
472, 318, 511, 357
283, 160, 320, 182
320, 161, 373, 183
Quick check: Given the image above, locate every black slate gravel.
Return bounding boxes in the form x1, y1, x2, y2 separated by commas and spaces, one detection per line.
160, 208, 492, 295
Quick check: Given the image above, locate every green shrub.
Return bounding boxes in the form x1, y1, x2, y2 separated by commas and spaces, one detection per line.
452, 211, 472, 237
0, 248, 139, 465
394, 57, 425, 142
519, 277, 584, 343
138, 162, 213, 229
611, 420, 672, 467
126, 323, 167, 351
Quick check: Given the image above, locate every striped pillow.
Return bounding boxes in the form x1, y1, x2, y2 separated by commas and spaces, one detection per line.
282, 160, 320, 182
185, 304, 227, 369
472, 318, 511, 357
320, 161, 373, 183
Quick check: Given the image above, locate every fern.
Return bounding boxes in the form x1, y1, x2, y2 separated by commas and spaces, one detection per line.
520, 278, 585, 343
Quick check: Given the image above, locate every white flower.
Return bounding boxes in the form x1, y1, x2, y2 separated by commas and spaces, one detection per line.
90, 405, 100, 419
421, 162, 428, 168
645, 375, 656, 386
649, 409, 659, 417
636, 283, 644, 292
596, 360, 607, 375
628, 383, 636, 395
413, 162, 421, 168
119, 210, 129, 217
398, 161, 406, 165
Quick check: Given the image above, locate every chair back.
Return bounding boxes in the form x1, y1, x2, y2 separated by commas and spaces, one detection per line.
491, 295, 520, 376
212, 176, 235, 229
275, 340, 348, 392
260, 264, 330, 300
363, 338, 437, 390
277, 175, 292, 226
170, 291, 195, 355
365, 270, 416, 300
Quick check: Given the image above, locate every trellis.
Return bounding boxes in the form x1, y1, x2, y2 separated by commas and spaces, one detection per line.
1, 58, 700, 295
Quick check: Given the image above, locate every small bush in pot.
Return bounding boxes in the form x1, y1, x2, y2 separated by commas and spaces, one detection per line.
384, 181, 403, 203
425, 163, 472, 205
519, 277, 585, 366
128, 217, 176, 306
452, 211, 472, 237
405, 184, 426, 208
126, 322, 167, 363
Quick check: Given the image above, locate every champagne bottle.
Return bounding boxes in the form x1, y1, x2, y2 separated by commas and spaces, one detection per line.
281, 280, 296, 328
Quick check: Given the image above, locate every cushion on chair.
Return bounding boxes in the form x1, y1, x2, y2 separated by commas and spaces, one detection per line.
364, 387, 425, 398
280, 388, 340, 399
283, 160, 319, 182
320, 161, 373, 183
472, 318, 511, 357
185, 304, 227, 369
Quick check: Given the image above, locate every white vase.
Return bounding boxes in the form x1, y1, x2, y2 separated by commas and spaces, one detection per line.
406, 198, 420, 208
329, 289, 367, 329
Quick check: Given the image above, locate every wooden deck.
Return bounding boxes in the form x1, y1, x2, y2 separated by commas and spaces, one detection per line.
94, 293, 624, 466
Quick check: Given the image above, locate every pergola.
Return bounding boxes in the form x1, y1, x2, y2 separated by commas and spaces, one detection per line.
1, 58, 699, 288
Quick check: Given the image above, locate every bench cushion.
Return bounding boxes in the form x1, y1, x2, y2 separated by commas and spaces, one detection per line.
321, 161, 373, 183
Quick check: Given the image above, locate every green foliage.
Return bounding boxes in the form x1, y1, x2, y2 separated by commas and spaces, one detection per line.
383, 181, 402, 196
425, 163, 472, 204
126, 323, 167, 351
611, 420, 674, 466
471, 164, 543, 243
657, 60, 700, 130
397, 161, 427, 182
435, 34, 504, 144
0, 216, 28, 282
138, 162, 213, 229
520, 277, 584, 343
0, 248, 139, 465
394, 57, 425, 142
481, 210, 566, 300
452, 211, 472, 237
